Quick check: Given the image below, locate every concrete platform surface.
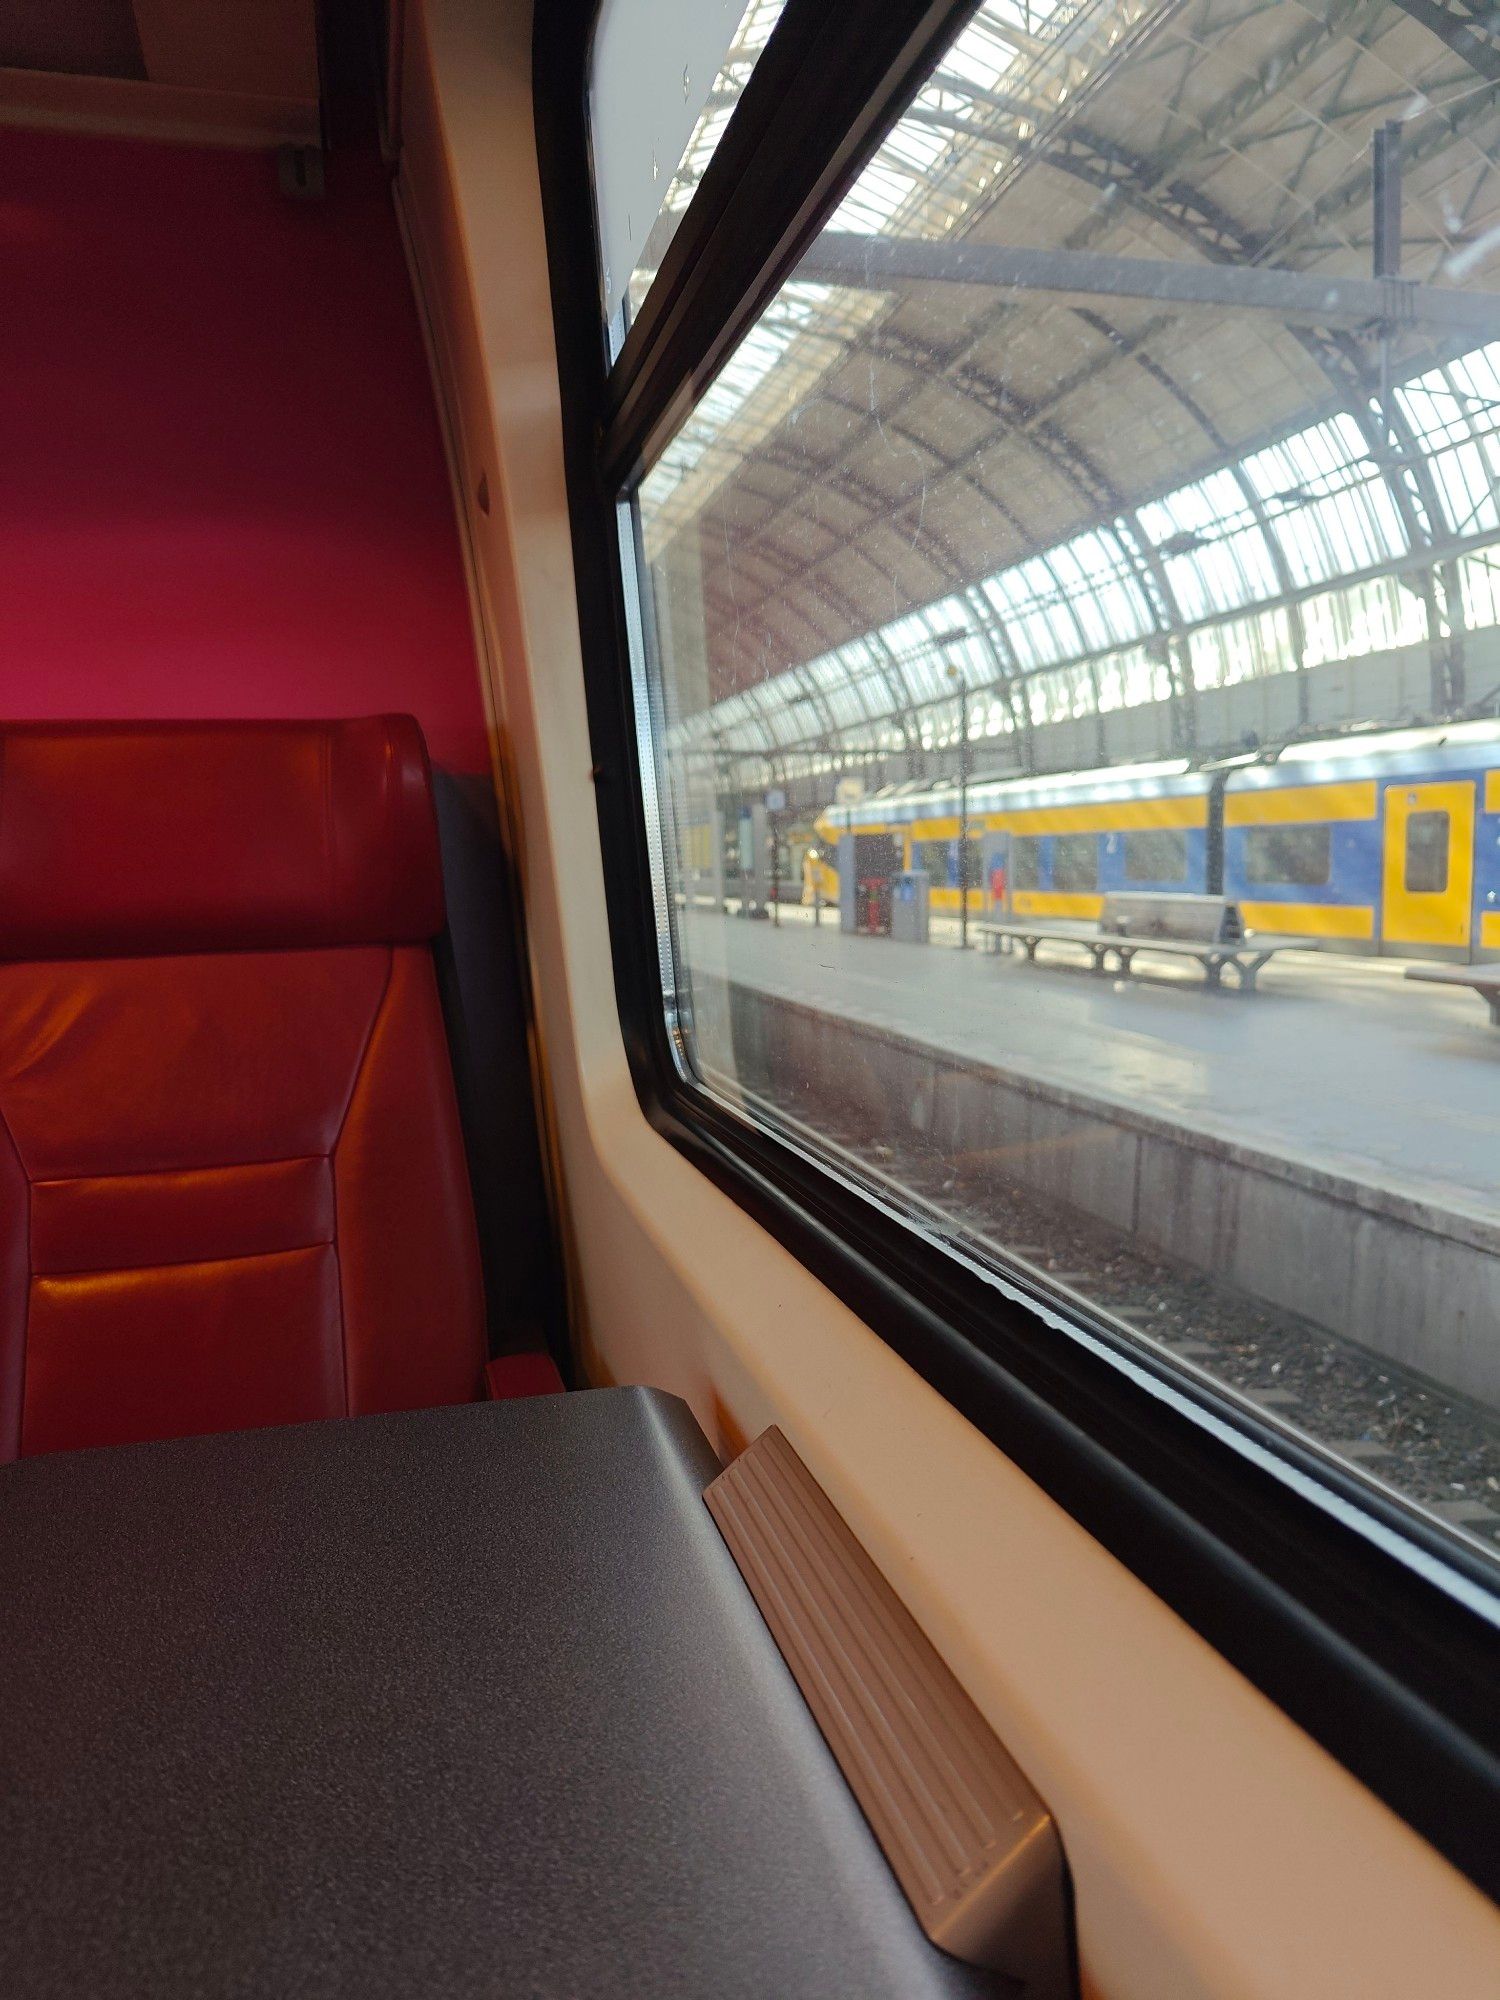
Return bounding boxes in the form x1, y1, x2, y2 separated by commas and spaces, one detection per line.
683, 908, 1500, 1218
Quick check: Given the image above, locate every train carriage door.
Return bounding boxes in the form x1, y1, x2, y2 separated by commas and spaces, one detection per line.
1382, 780, 1475, 952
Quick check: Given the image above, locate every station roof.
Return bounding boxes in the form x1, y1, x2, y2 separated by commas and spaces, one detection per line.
639, 0, 1500, 781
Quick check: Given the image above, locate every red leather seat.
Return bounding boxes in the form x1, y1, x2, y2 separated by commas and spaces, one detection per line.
0, 717, 487, 1459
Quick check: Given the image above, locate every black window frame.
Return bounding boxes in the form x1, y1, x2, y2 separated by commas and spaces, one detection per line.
535, 0, 1500, 1900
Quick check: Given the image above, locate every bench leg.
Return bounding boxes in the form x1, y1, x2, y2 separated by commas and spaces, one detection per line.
1025, 939, 1040, 961
1489, 993, 1500, 1028
1203, 957, 1224, 991
1114, 949, 1135, 977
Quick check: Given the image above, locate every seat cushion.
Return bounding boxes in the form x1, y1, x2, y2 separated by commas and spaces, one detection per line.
0, 944, 486, 1459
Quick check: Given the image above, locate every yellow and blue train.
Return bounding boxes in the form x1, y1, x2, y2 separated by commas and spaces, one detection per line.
810, 721, 1500, 961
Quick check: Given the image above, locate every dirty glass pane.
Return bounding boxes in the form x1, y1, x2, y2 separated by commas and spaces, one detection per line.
591, 0, 788, 352
1244, 826, 1331, 889
615, 0, 1500, 1561
1123, 828, 1188, 883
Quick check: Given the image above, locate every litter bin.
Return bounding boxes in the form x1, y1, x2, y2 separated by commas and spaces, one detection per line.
890, 869, 930, 945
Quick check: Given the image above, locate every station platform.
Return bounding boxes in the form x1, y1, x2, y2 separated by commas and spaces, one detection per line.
683, 907, 1500, 1218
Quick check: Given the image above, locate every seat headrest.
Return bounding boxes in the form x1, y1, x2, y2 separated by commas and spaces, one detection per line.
0, 717, 445, 959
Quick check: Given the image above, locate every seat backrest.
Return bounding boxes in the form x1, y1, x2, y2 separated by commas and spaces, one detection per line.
0, 717, 486, 1459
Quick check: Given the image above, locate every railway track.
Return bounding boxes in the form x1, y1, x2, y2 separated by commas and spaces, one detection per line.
766, 1083, 1500, 1550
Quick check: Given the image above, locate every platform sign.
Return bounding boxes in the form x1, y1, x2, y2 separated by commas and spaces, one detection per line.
765, 787, 787, 813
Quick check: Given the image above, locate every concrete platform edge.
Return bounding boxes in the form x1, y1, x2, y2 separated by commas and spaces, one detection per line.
711, 978, 1500, 1407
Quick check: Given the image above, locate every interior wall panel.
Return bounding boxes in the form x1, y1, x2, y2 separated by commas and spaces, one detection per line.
0, 121, 488, 774
393, 2, 1500, 1996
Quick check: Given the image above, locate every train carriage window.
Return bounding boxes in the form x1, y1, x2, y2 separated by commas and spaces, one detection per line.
1243, 825, 1332, 888
896, 836, 982, 888
1123, 828, 1188, 884
563, 0, 1500, 1888
585, 0, 1500, 1548
1050, 833, 1098, 894
591, 0, 788, 347
1405, 811, 1450, 895
590, 0, 1500, 1529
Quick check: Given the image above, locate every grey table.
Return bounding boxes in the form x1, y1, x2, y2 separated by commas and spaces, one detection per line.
0, 1387, 996, 1998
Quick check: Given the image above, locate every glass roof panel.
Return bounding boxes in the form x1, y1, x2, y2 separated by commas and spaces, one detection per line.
667, 330, 1500, 767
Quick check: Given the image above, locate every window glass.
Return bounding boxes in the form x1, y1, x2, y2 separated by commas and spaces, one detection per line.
591, 0, 787, 349
1405, 811, 1450, 895
1052, 834, 1098, 894
1243, 826, 1332, 889
910, 836, 983, 888
1123, 828, 1188, 884
607, 0, 1500, 1558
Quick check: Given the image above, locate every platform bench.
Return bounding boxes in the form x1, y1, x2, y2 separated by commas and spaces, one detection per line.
977, 919, 1317, 993
1099, 891, 1244, 942
1404, 961, 1500, 1025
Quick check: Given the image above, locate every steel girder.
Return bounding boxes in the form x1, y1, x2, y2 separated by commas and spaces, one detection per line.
1387, 0, 1500, 80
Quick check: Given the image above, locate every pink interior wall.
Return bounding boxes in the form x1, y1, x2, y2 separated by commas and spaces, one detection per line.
0, 125, 487, 774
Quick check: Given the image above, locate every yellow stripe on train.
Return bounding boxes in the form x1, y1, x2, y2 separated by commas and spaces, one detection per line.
1010, 891, 1105, 920
897, 796, 1206, 839
828, 792, 1208, 840
1224, 781, 1377, 826
1239, 901, 1375, 939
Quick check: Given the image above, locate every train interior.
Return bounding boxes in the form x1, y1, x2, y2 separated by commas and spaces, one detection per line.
1, 3, 1497, 1997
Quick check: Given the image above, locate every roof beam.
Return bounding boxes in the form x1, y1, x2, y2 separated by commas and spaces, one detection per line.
1386, 0, 1500, 81
796, 233, 1500, 339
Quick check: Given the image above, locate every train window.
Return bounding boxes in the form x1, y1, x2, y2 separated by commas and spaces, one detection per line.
1243, 825, 1332, 889
1050, 833, 1098, 895
887, 836, 980, 887
599, 0, 1500, 1542
591, 0, 787, 346
565, 0, 1500, 1884
1405, 811, 1450, 895
1123, 828, 1188, 884
595, 0, 1500, 1560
